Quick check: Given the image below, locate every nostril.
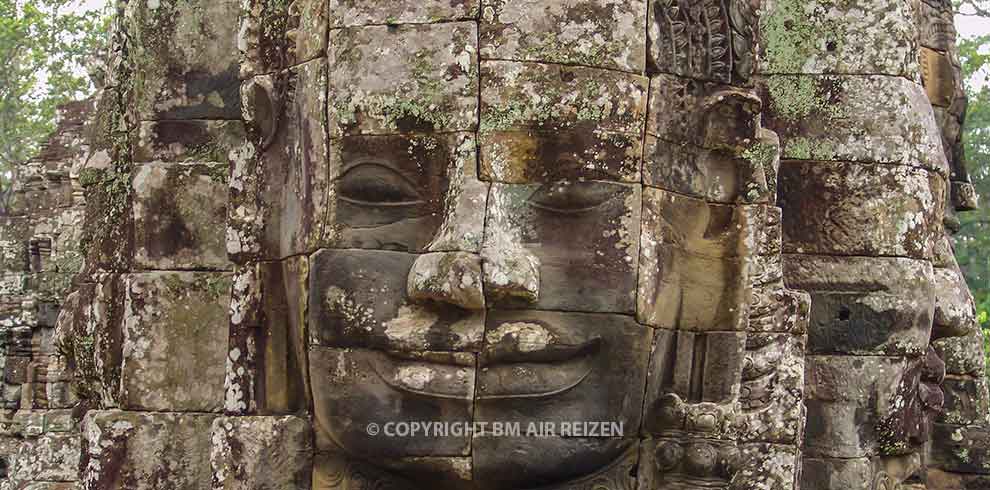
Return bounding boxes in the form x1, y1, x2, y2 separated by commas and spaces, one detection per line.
407, 252, 485, 310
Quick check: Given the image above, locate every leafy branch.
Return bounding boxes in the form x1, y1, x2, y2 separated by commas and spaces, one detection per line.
0, 0, 110, 202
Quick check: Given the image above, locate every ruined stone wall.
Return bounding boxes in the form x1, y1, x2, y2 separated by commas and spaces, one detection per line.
0, 1, 986, 489
0, 98, 93, 488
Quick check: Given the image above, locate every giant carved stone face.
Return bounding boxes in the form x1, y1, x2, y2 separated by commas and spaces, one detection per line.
307, 57, 657, 487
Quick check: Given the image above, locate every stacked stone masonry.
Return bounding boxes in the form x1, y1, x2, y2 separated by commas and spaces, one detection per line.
0, 0, 985, 489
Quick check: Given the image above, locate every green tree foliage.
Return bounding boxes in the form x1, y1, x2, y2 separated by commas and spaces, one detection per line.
0, 0, 110, 200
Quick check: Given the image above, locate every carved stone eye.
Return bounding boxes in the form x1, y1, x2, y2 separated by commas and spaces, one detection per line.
337, 163, 424, 206
527, 182, 615, 213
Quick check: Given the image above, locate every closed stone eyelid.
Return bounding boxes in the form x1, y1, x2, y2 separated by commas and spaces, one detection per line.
336, 160, 427, 206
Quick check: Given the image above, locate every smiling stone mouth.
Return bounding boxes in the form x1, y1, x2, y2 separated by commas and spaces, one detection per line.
370, 322, 602, 400
474, 356, 595, 400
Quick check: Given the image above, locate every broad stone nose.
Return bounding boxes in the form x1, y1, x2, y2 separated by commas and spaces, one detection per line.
407, 252, 485, 310
481, 245, 540, 305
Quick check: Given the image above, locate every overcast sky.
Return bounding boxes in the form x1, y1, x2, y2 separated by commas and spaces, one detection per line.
958, 13, 990, 39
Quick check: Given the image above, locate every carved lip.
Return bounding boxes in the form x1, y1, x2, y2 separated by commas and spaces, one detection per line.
367, 322, 602, 400
370, 352, 476, 400
476, 322, 601, 400
474, 356, 595, 400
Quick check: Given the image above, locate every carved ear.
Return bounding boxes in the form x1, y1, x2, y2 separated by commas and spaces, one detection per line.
241, 77, 281, 150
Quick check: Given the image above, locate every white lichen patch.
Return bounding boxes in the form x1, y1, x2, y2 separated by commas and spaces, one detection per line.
394, 365, 437, 391
486, 322, 552, 352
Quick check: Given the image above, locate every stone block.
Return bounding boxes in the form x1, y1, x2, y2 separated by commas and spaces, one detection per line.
474, 437, 635, 489
81, 410, 217, 490
933, 330, 987, 377
778, 161, 944, 261
940, 376, 990, 426
240, 0, 328, 77
123, 0, 242, 120
484, 182, 640, 313
759, 0, 917, 77
476, 310, 650, 430
229, 265, 263, 329
481, 0, 647, 72
251, 59, 331, 258
119, 272, 231, 412
53, 277, 124, 409
132, 163, 231, 270
643, 136, 768, 204
6, 483, 78, 490
10, 433, 80, 483
308, 249, 485, 351
134, 120, 246, 164
800, 457, 872, 490
738, 333, 806, 445
803, 355, 909, 458
647, 0, 758, 84
952, 181, 979, 211
637, 437, 739, 488
637, 189, 750, 331
932, 265, 978, 340
309, 347, 475, 456
288, 0, 329, 65
0, 217, 30, 273
407, 252, 485, 310
646, 74, 762, 152
374, 456, 474, 488
920, 47, 957, 108
749, 286, 811, 335
761, 75, 947, 174
225, 278, 264, 417
328, 23, 478, 136
329, 0, 479, 27
927, 468, 990, 490
644, 328, 746, 424
326, 133, 487, 253
79, 168, 133, 274
480, 61, 647, 183
311, 452, 461, 489
4, 356, 29, 385
7, 181, 74, 217
210, 415, 313, 489
929, 423, 990, 475
783, 255, 934, 356
257, 258, 311, 414
917, 0, 957, 51
731, 443, 800, 490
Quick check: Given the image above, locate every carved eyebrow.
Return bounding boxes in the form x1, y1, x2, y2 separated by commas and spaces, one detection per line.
335, 159, 427, 206
525, 182, 618, 214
